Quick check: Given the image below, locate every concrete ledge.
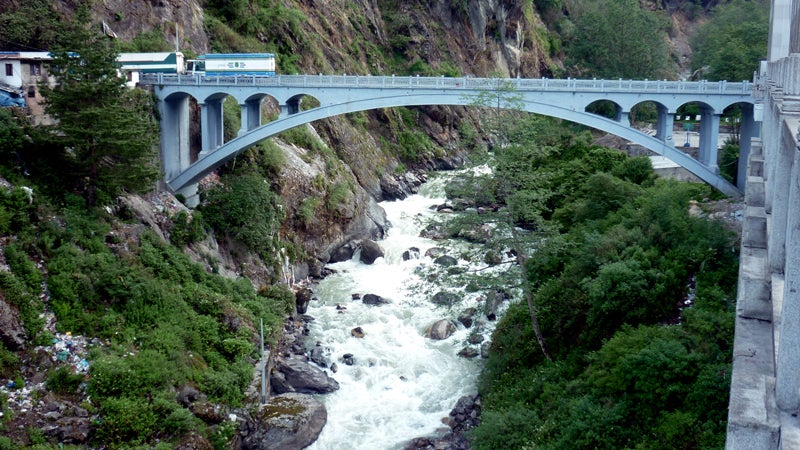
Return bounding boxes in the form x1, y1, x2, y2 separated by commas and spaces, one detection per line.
749, 159, 765, 178
726, 316, 779, 449
779, 412, 800, 450
746, 176, 766, 207
738, 275, 773, 321
743, 207, 768, 249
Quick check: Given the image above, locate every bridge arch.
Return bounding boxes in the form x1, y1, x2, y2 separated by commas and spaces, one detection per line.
165, 90, 746, 198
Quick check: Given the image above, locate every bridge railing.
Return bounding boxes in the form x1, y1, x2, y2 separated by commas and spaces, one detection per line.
140, 73, 752, 95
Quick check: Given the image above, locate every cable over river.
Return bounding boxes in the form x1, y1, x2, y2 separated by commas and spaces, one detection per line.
304, 174, 505, 449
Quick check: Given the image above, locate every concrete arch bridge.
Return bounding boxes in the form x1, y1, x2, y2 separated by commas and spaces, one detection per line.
140, 74, 756, 201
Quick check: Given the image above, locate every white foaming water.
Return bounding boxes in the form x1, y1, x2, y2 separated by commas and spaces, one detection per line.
305, 176, 491, 450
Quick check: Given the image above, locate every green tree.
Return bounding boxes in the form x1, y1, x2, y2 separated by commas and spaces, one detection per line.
39, 7, 159, 206
0, 0, 62, 50
566, 0, 675, 79
690, 0, 769, 81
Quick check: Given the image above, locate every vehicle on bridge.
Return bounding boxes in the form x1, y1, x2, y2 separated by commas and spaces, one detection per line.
186, 53, 276, 77
117, 52, 186, 88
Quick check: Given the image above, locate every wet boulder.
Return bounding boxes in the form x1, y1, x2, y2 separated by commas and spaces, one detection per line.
425, 320, 456, 340
362, 293, 390, 306
351, 327, 365, 338
424, 247, 446, 259
402, 247, 421, 261
433, 255, 458, 267
432, 291, 460, 307
295, 287, 313, 315
329, 241, 357, 263
457, 308, 477, 328
240, 393, 327, 450
359, 239, 385, 264
457, 347, 480, 358
483, 289, 510, 321
271, 357, 340, 395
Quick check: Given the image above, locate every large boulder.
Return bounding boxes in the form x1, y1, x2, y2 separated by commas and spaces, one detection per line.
431, 291, 460, 307
295, 287, 313, 315
271, 357, 340, 395
359, 239, 385, 264
240, 393, 327, 450
362, 293, 391, 306
0, 295, 26, 351
425, 320, 456, 340
483, 289, 510, 321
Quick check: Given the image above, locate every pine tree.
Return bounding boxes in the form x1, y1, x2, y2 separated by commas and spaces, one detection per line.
39, 7, 159, 206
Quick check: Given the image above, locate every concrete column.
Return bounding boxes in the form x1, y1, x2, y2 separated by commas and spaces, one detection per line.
241, 98, 262, 135
699, 108, 721, 172
655, 104, 674, 144
159, 95, 190, 181
765, 93, 783, 212
769, 0, 793, 60
200, 99, 224, 156
738, 103, 760, 190
775, 118, 800, 413
768, 119, 796, 273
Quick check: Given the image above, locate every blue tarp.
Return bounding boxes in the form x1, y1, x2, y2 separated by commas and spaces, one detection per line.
0, 90, 26, 108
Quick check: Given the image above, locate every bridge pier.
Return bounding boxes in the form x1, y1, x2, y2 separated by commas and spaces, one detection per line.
738, 103, 761, 190
239, 98, 262, 136
698, 107, 721, 172
655, 104, 674, 143
200, 99, 224, 156
279, 97, 301, 119
159, 95, 191, 182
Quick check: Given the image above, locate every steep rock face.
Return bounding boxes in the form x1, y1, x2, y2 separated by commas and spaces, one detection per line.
96, 0, 209, 53
273, 132, 387, 265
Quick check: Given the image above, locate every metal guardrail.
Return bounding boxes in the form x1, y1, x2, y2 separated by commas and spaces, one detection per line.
140, 73, 754, 95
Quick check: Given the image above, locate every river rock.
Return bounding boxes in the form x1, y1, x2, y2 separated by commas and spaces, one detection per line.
457, 308, 477, 328
0, 295, 26, 351
362, 293, 390, 306
310, 346, 327, 368
425, 320, 456, 340
240, 393, 327, 450
484, 289, 510, 320
433, 255, 458, 267
457, 223, 494, 243
419, 222, 449, 240
329, 241, 357, 263
271, 357, 340, 394
467, 332, 484, 344
481, 341, 492, 358
351, 327, 365, 338
424, 247, 445, 258
432, 291, 460, 307
457, 347, 480, 358
295, 287, 313, 315
402, 247, 421, 260
341, 353, 355, 366
359, 239, 384, 264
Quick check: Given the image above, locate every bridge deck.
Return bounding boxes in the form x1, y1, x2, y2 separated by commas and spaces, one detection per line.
142, 73, 753, 95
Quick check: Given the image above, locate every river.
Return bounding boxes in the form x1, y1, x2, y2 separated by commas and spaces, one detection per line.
304, 173, 504, 449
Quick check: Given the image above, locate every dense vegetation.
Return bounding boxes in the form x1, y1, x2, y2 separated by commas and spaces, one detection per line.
439, 108, 738, 448
0, 0, 770, 448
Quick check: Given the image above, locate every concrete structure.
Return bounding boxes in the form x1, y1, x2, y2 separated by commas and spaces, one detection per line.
726, 1, 800, 448
140, 74, 755, 202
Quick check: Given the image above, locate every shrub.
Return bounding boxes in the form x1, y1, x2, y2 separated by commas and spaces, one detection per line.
93, 396, 159, 446
169, 210, 206, 247
46, 366, 85, 394
200, 173, 284, 257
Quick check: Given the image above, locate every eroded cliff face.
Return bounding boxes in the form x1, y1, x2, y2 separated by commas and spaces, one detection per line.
67, 0, 555, 271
